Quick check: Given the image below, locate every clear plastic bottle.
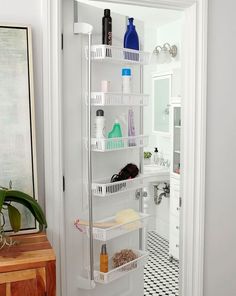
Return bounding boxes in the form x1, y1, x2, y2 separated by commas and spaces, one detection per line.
153, 147, 159, 165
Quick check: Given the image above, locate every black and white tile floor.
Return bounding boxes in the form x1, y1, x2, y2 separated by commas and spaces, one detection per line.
144, 231, 179, 296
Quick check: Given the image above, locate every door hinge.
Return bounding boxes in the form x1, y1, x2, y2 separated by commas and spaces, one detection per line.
179, 197, 182, 208
63, 176, 65, 192
61, 33, 64, 50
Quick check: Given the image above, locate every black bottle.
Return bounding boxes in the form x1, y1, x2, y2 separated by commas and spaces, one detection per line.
102, 9, 112, 45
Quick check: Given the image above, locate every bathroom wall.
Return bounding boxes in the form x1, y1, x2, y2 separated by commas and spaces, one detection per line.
0, 0, 45, 208
144, 18, 183, 162
143, 18, 183, 240
204, 0, 236, 295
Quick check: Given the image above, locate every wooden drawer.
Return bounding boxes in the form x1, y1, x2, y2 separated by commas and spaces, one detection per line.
0, 268, 45, 296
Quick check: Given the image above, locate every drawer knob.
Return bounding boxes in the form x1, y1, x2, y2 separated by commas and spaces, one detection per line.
176, 244, 179, 248
176, 226, 179, 230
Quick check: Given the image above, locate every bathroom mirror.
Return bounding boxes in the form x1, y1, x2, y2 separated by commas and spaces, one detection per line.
152, 73, 172, 135
0, 25, 38, 232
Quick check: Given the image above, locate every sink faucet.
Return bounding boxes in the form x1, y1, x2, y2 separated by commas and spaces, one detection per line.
160, 159, 170, 167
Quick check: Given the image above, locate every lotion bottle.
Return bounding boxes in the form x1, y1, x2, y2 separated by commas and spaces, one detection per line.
124, 18, 139, 50
100, 244, 108, 273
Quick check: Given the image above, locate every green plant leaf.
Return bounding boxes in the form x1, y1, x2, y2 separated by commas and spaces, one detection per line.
7, 204, 21, 232
5, 190, 47, 229
0, 189, 6, 212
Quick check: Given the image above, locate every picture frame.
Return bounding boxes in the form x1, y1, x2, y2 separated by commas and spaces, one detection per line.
0, 24, 38, 232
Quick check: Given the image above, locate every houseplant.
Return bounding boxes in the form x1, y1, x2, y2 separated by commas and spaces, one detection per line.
144, 151, 152, 165
0, 186, 47, 249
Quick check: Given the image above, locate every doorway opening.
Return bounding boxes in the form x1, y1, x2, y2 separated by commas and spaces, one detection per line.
63, 1, 184, 295
53, 0, 207, 295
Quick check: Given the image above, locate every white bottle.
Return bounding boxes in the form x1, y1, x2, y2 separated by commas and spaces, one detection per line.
122, 68, 132, 93
94, 109, 106, 150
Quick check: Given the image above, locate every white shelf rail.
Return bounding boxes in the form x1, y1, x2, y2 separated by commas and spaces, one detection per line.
90, 92, 149, 106
91, 135, 148, 152
93, 250, 148, 284
92, 175, 146, 197
77, 213, 150, 241
86, 45, 151, 65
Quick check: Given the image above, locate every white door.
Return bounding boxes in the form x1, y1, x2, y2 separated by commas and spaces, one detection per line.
63, 1, 147, 295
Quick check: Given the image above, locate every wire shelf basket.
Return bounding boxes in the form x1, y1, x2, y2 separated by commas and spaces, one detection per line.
79, 213, 150, 241
90, 92, 149, 106
86, 45, 151, 65
92, 175, 145, 197
91, 135, 148, 152
94, 250, 148, 284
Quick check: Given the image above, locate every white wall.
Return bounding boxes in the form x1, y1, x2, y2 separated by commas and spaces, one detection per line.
143, 19, 182, 240
204, 0, 236, 295
0, 0, 45, 207
144, 19, 183, 162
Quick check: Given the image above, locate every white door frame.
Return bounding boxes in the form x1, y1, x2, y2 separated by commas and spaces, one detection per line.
42, 0, 208, 296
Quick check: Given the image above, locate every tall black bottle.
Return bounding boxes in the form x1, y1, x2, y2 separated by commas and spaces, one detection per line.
102, 9, 112, 45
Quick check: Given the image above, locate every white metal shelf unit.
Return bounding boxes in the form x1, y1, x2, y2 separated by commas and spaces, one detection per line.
76, 18, 151, 284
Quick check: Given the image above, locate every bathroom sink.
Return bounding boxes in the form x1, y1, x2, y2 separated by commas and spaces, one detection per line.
144, 164, 170, 182
144, 164, 169, 173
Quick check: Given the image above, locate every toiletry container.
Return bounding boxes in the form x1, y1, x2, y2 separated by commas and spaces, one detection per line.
101, 80, 111, 93
124, 18, 139, 61
102, 9, 112, 45
128, 108, 136, 146
95, 109, 106, 150
124, 18, 139, 50
108, 120, 122, 138
153, 147, 159, 164
100, 244, 108, 273
108, 120, 124, 149
122, 68, 132, 93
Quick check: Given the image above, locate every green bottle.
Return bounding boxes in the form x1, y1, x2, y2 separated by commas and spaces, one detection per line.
107, 120, 124, 149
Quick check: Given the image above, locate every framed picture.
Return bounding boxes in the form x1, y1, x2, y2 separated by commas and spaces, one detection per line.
0, 24, 38, 232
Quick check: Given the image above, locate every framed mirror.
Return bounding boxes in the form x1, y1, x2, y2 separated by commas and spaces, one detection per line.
0, 25, 38, 232
152, 73, 172, 136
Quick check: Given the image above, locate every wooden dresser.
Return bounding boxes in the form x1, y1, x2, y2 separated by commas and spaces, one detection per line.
0, 232, 56, 296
